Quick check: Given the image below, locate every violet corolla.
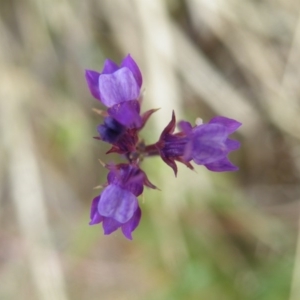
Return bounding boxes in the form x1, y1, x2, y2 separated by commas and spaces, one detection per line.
85, 55, 143, 128
90, 164, 155, 240
181, 116, 241, 172
150, 112, 241, 175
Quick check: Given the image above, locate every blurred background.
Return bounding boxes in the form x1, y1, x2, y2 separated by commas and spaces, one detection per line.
1, 0, 300, 299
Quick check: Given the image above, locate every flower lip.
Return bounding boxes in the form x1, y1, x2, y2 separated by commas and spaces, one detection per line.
107, 100, 142, 128
99, 67, 140, 107
98, 184, 138, 223
89, 193, 142, 240
102, 217, 121, 235
121, 206, 142, 240
205, 156, 239, 172
89, 196, 103, 225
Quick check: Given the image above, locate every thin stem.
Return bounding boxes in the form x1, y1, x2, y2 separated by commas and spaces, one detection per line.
144, 143, 161, 157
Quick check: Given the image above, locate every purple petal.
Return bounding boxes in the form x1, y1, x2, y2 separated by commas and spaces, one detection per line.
98, 185, 138, 223
90, 196, 99, 219
187, 124, 228, 164
225, 139, 240, 152
192, 143, 227, 165
102, 59, 119, 74
121, 171, 145, 196
102, 217, 121, 235
120, 55, 143, 87
90, 213, 103, 225
183, 140, 193, 162
204, 156, 238, 172
121, 206, 142, 240
107, 168, 118, 185
99, 68, 140, 107
107, 165, 145, 196
209, 116, 242, 134
108, 100, 142, 128
85, 70, 101, 100
89, 196, 103, 225
178, 121, 193, 135
192, 124, 228, 143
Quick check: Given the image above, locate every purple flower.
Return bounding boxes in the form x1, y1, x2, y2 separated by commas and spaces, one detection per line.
183, 116, 241, 171
90, 195, 142, 240
89, 164, 156, 240
155, 112, 241, 175
85, 55, 143, 128
85, 55, 242, 240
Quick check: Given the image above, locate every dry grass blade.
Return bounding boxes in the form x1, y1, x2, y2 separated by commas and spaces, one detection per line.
0, 68, 69, 300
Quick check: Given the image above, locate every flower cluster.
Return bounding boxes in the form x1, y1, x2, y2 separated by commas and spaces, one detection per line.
86, 54, 241, 239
